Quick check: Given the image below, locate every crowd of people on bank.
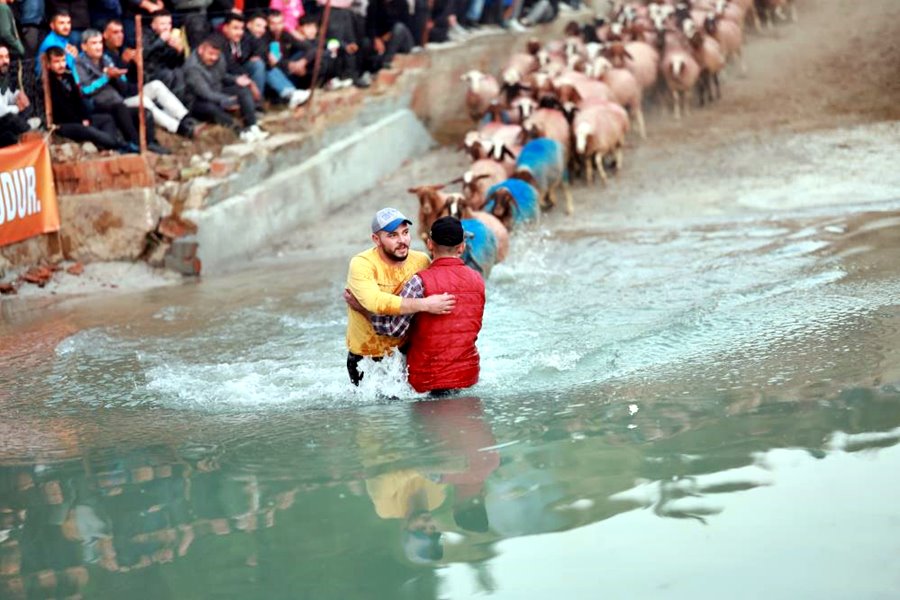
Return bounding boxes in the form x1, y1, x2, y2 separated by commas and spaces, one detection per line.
0, 0, 578, 152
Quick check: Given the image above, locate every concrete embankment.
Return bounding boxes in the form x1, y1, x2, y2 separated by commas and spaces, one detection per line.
0, 21, 575, 280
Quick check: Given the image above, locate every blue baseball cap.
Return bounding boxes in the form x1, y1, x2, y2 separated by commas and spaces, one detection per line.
371, 207, 413, 233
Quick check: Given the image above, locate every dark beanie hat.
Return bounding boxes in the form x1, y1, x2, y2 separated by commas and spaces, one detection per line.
430, 216, 464, 246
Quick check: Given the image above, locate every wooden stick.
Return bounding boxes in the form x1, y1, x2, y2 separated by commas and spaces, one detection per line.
305, 0, 332, 120
135, 15, 147, 154
40, 54, 53, 130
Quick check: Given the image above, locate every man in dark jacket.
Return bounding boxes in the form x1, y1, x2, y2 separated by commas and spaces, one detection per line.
245, 11, 309, 107
184, 34, 268, 142
145, 11, 187, 99
0, 44, 31, 147
219, 12, 264, 105
266, 10, 337, 90
45, 46, 128, 150
75, 29, 169, 152
365, 0, 416, 70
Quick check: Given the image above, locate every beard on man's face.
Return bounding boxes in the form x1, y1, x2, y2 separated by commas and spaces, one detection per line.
384, 244, 409, 262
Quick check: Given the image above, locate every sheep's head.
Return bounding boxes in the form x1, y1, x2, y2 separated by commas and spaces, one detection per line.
589, 56, 613, 79
444, 193, 468, 220
488, 188, 516, 221
503, 68, 521, 85
408, 185, 445, 215
512, 96, 538, 121
585, 42, 604, 61
461, 70, 485, 92
526, 38, 542, 56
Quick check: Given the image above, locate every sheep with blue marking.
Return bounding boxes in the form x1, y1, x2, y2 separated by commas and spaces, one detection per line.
483, 178, 541, 231
512, 137, 574, 215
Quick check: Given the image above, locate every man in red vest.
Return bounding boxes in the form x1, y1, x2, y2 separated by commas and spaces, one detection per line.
347, 217, 484, 394
359, 216, 486, 394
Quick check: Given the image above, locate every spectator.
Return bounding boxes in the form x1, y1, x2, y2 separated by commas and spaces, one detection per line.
267, 9, 322, 90
184, 35, 268, 141
88, 0, 122, 29
45, 0, 90, 44
121, 0, 167, 47
426, 0, 469, 43
364, 0, 416, 70
102, 18, 137, 80
0, 44, 31, 147
36, 9, 79, 73
268, 0, 303, 35
0, 0, 25, 58
219, 12, 265, 104
75, 29, 171, 152
169, 0, 212, 50
145, 11, 187, 99
16, 0, 44, 57
91, 25, 197, 137
245, 11, 309, 107
45, 46, 129, 150
318, 0, 374, 87
516, 0, 558, 27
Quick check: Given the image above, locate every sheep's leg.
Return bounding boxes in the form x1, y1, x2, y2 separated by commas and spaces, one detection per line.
789, 1, 798, 22
584, 155, 593, 186
672, 89, 681, 120
738, 48, 747, 76
635, 107, 647, 140
684, 89, 692, 117
594, 153, 608, 184
615, 145, 624, 171
714, 73, 721, 101
751, 6, 762, 33
562, 181, 574, 215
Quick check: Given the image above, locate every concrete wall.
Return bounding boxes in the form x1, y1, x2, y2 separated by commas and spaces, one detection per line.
184, 109, 433, 273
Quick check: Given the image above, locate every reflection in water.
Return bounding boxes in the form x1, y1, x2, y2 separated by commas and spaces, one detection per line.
0, 385, 898, 598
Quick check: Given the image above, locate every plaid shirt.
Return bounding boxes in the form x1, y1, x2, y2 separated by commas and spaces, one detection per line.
371, 274, 424, 338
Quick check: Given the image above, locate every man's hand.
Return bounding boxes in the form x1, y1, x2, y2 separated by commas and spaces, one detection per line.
346, 42, 359, 54
288, 58, 308, 76
65, 44, 78, 57
248, 81, 261, 101
268, 52, 279, 67
422, 293, 455, 315
15, 91, 30, 112
104, 66, 128, 77
122, 48, 137, 63
344, 288, 372, 318
235, 74, 251, 87
373, 37, 385, 55
82, 119, 91, 126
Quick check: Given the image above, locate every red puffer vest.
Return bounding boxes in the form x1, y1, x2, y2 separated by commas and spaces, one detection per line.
407, 257, 485, 393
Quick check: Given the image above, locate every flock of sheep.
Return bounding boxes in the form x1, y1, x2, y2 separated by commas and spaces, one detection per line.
409, 0, 800, 279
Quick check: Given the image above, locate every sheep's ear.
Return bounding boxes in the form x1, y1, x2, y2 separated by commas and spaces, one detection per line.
502, 145, 517, 161
407, 187, 419, 194
572, 87, 583, 104
473, 173, 492, 182
623, 48, 634, 60
448, 176, 464, 185
434, 184, 446, 191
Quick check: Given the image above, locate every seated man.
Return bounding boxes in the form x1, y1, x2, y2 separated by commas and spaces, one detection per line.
348, 216, 486, 394
100, 22, 197, 138
184, 35, 269, 142
318, 0, 374, 88
145, 11, 188, 100
0, 44, 31, 147
277, 11, 354, 90
36, 10, 78, 73
219, 13, 265, 106
45, 46, 128, 151
245, 12, 309, 108
364, 0, 417, 70
75, 30, 169, 153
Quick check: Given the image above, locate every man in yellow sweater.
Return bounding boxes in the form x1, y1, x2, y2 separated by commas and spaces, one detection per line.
345, 207, 455, 385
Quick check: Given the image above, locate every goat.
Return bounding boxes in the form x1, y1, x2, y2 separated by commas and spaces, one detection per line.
455, 159, 509, 210
408, 184, 454, 240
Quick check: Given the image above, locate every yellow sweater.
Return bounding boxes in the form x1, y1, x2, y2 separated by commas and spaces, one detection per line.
346, 247, 430, 356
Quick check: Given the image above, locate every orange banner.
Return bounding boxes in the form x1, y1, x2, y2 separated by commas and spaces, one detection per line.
0, 138, 60, 248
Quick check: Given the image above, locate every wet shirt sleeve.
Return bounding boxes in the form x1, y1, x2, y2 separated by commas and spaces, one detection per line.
371, 275, 423, 338
347, 255, 404, 315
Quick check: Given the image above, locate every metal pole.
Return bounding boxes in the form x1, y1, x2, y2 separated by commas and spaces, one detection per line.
40, 54, 53, 130
135, 15, 147, 154
305, 0, 332, 119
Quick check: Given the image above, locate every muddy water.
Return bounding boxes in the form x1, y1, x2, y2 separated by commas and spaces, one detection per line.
2, 158, 900, 597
